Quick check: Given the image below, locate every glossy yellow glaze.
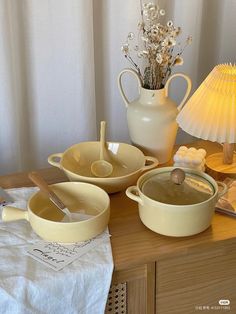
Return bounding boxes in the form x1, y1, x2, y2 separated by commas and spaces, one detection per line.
48, 142, 159, 193
2, 182, 110, 243
126, 167, 227, 237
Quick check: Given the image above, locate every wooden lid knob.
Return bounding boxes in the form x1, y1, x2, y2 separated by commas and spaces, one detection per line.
171, 168, 185, 185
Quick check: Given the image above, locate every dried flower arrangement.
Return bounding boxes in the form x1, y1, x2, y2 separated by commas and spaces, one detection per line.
121, 1, 192, 90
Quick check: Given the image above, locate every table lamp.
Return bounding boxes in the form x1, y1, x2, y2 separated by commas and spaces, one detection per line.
177, 63, 236, 178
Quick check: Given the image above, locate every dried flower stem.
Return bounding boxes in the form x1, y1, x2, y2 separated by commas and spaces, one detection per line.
121, 2, 191, 90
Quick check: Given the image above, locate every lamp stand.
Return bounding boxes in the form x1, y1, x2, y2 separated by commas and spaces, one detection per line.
206, 143, 236, 180
223, 143, 234, 164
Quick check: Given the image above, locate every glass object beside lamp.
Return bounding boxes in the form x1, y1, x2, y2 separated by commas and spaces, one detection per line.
177, 63, 236, 178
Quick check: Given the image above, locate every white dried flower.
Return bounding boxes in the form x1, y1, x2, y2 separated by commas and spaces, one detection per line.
151, 12, 158, 20
138, 22, 145, 30
174, 56, 184, 65
143, 8, 148, 16
156, 53, 163, 64
146, 3, 157, 10
151, 28, 159, 37
159, 9, 165, 16
121, 1, 192, 90
121, 44, 129, 54
143, 3, 159, 20
148, 43, 158, 51
169, 37, 176, 46
186, 35, 193, 45
128, 32, 134, 40
161, 38, 169, 47
176, 27, 181, 35
141, 35, 148, 42
137, 51, 143, 58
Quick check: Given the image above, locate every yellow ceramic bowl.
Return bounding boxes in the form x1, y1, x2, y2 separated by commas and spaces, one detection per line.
48, 142, 159, 193
2, 182, 110, 243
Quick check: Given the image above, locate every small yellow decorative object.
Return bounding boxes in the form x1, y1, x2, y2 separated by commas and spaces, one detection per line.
173, 146, 206, 171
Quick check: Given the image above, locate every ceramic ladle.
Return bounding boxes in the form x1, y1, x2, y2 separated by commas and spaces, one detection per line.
28, 171, 73, 222
91, 121, 113, 177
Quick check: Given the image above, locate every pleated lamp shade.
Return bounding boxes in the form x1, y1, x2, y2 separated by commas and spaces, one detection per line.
177, 63, 236, 144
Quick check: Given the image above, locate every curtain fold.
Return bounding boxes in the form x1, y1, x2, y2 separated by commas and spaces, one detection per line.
0, 0, 97, 174
0, 0, 235, 175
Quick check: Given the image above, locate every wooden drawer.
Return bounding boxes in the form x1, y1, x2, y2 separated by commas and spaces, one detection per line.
106, 263, 155, 314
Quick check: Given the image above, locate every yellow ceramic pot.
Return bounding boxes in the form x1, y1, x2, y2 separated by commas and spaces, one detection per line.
48, 142, 158, 193
126, 167, 227, 237
2, 182, 110, 243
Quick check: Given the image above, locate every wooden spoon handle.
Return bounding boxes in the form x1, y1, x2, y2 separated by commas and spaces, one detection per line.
28, 172, 66, 210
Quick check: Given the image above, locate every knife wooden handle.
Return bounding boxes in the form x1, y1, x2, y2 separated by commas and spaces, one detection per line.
28, 171, 65, 210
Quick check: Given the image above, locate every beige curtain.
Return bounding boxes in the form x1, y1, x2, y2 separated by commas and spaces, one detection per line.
0, 0, 97, 174
0, 0, 235, 175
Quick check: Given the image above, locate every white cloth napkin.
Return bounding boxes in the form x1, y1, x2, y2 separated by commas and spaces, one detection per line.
0, 187, 113, 314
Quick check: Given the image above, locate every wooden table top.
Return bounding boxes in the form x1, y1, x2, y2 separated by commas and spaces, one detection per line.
1, 140, 236, 271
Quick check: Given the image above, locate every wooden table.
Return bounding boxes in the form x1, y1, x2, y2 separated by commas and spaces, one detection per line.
1, 141, 236, 314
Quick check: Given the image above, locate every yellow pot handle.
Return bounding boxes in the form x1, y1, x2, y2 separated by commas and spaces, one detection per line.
117, 68, 142, 107
140, 156, 159, 172
2, 206, 29, 222
126, 186, 143, 205
165, 73, 192, 112
48, 153, 63, 168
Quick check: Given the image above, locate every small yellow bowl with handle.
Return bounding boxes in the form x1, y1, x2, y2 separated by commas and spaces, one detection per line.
2, 182, 110, 243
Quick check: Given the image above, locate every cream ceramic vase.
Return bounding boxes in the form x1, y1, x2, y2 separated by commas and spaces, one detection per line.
118, 68, 192, 164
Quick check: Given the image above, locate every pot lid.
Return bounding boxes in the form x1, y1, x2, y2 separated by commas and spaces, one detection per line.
141, 168, 214, 205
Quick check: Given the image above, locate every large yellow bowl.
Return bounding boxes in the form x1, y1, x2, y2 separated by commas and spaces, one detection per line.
48, 142, 159, 193
2, 182, 110, 243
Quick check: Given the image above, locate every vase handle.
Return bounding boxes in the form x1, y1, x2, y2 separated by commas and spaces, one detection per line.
165, 73, 192, 112
117, 68, 142, 107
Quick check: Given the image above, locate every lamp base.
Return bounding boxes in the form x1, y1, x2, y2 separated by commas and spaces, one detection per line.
206, 152, 236, 180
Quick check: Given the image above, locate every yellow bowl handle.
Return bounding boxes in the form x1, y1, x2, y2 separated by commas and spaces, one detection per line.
2, 206, 29, 222
48, 153, 63, 168
141, 156, 159, 172
126, 186, 143, 205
